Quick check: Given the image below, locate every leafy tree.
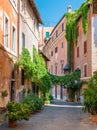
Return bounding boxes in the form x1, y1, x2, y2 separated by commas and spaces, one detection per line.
15, 48, 34, 80
32, 47, 47, 82
15, 47, 52, 97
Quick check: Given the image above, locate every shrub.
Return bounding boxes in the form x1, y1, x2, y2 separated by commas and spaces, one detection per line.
6, 102, 30, 121
83, 72, 97, 115
22, 93, 44, 112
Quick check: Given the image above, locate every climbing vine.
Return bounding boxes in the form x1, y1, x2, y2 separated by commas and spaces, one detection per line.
15, 47, 52, 94
50, 68, 82, 90
15, 48, 34, 80
65, 0, 90, 66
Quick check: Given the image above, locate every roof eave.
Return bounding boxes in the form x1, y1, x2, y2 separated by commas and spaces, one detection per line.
28, 0, 43, 24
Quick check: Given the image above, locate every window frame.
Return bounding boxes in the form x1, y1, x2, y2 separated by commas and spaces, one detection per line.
51, 51, 53, 56
55, 66, 57, 75
84, 41, 87, 54
55, 47, 58, 53
56, 30, 58, 38
4, 12, 10, 49
62, 23, 64, 32
77, 47, 79, 57
22, 32, 25, 48
12, 23, 16, 52
83, 64, 88, 77
62, 42, 64, 48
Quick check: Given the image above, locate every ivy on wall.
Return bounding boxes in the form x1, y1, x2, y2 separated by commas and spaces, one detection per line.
50, 68, 83, 90
65, 0, 90, 66
15, 47, 52, 94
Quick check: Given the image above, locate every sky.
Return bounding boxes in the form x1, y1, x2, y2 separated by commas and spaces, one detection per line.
35, 0, 86, 26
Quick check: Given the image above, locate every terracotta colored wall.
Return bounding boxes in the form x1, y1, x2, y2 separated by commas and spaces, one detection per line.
0, 0, 18, 107
43, 17, 67, 99
74, 7, 92, 80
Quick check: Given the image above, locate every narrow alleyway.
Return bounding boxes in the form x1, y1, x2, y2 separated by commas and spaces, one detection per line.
0, 100, 97, 130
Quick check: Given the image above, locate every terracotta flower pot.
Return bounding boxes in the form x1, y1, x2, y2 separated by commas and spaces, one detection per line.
91, 115, 97, 122
9, 120, 17, 128
44, 101, 50, 105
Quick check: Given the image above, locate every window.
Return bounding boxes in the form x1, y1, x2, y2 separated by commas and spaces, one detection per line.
77, 26, 79, 36
62, 42, 64, 48
34, 19, 36, 32
22, 33, 25, 48
84, 64, 87, 77
77, 47, 79, 57
4, 16, 9, 47
51, 51, 53, 56
46, 32, 49, 38
10, 0, 17, 9
51, 65, 53, 74
55, 66, 57, 75
62, 23, 64, 32
52, 36, 54, 42
12, 26, 16, 51
21, 0, 26, 12
56, 30, 58, 38
55, 47, 58, 53
61, 63, 64, 74
84, 41, 87, 54
21, 69, 24, 85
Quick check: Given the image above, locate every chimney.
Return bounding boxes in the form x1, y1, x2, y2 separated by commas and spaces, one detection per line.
67, 5, 72, 12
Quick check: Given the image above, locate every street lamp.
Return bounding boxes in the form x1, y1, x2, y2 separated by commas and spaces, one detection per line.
63, 64, 71, 74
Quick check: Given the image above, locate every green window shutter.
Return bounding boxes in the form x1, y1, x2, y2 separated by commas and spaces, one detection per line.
46, 32, 49, 38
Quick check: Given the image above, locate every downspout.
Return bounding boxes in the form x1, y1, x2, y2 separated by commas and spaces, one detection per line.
17, 0, 20, 58
17, 0, 20, 90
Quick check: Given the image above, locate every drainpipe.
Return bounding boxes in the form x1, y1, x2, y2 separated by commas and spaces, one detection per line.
16, 0, 20, 91
17, 0, 20, 58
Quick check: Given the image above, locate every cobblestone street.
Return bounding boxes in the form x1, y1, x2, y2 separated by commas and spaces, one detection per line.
0, 100, 97, 130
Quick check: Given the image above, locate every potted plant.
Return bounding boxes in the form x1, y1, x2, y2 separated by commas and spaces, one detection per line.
44, 93, 51, 105
6, 102, 30, 128
1, 90, 8, 97
22, 93, 44, 114
83, 72, 97, 122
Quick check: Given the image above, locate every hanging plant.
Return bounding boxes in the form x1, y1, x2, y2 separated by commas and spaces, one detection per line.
1, 90, 8, 97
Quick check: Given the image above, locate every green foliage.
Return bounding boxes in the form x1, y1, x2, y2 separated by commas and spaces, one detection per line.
15, 47, 52, 94
6, 102, 30, 121
50, 68, 82, 90
32, 47, 47, 81
43, 92, 53, 102
22, 88, 26, 96
32, 47, 52, 94
83, 72, 97, 115
22, 93, 44, 112
39, 74, 52, 93
1, 90, 8, 97
82, 3, 89, 34
65, 0, 90, 65
15, 48, 34, 80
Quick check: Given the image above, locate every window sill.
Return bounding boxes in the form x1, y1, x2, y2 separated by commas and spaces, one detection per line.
4, 45, 17, 57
